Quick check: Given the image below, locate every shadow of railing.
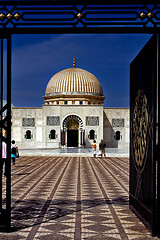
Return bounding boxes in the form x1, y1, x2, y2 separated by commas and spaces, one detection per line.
11, 196, 128, 232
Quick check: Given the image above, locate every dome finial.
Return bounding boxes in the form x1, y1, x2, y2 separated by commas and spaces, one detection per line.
73, 58, 76, 68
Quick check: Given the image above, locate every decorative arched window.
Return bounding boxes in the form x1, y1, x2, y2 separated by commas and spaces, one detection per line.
89, 130, 95, 140
115, 131, 121, 140
26, 130, 31, 139
49, 129, 56, 139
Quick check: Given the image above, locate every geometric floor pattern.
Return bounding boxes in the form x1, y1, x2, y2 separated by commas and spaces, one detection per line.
1, 156, 158, 239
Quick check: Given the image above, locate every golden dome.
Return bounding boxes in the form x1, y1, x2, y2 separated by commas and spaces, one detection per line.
45, 67, 103, 97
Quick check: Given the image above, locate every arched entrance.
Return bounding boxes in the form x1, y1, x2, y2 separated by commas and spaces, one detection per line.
67, 118, 79, 147
62, 115, 84, 147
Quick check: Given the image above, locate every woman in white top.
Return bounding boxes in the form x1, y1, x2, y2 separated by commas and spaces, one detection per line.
1, 141, 7, 174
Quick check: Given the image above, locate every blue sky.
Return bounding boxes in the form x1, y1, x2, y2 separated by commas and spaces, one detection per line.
10, 33, 151, 107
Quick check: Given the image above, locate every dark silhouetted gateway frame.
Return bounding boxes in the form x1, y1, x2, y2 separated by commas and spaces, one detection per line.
0, 0, 159, 236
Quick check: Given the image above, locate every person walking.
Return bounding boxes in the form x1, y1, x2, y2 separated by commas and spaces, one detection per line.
99, 139, 106, 158
11, 140, 19, 166
92, 140, 97, 157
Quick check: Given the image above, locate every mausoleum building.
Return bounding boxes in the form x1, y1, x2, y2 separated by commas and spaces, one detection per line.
12, 59, 129, 149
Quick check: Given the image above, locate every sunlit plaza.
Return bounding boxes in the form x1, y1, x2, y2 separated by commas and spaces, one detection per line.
1, 155, 158, 240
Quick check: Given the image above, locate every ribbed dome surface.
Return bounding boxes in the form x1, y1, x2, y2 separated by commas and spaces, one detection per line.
45, 68, 103, 96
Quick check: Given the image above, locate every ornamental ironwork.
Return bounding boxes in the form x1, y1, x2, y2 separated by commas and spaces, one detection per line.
0, 1, 160, 33
132, 89, 149, 199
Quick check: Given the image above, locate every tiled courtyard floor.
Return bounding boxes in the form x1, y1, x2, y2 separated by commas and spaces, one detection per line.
1, 156, 158, 239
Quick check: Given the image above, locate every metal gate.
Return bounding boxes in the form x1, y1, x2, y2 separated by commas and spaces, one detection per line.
0, 0, 160, 235
0, 37, 12, 230
130, 34, 159, 236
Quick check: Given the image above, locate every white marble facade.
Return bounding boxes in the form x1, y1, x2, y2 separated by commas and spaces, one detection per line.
12, 106, 129, 149
103, 108, 130, 149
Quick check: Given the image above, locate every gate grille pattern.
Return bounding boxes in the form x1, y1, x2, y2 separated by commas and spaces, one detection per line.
0, 2, 160, 33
